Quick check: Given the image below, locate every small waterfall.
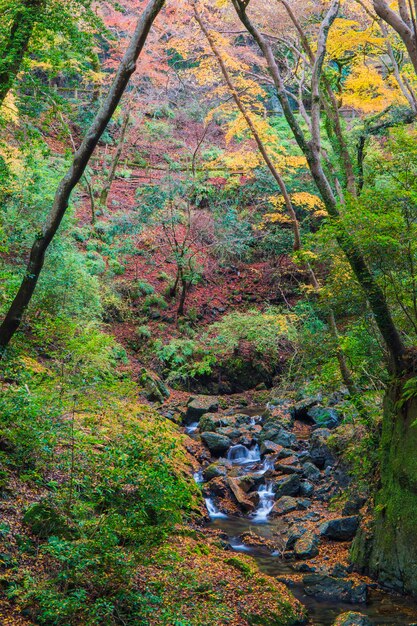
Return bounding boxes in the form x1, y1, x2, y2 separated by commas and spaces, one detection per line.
227, 444, 261, 465
261, 457, 275, 473
205, 497, 227, 519
185, 422, 199, 434
252, 482, 275, 522
193, 470, 204, 484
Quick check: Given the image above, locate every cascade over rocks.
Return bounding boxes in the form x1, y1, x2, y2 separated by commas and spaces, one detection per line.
183, 391, 417, 622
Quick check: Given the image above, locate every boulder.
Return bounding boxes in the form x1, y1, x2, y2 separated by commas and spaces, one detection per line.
333, 613, 372, 626
319, 516, 359, 541
260, 425, 297, 448
291, 396, 321, 420
274, 474, 300, 498
186, 396, 219, 422
260, 440, 285, 455
234, 413, 254, 426
203, 476, 228, 498
227, 477, 258, 512
302, 462, 321, 482
203, 462, 228, 481
216, 426, 242, 440
201, 432, 231, 455
308, 406, 341, 429
310, 428, 336, 469
303, 574, 367, 603
294, 530, 319, 559
299, 480, 314, 497
342, 495, 367, 516
272, 496, 299, 516
139, 369, 170, 403
199, 413, 235, 432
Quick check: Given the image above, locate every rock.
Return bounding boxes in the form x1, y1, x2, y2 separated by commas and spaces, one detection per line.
274, 474, 300, 498
310, 428, 336, 469
265, 402, 294, 428
308, 406, 341, 429
203, 462, 228, 481
235, 474, 261, 493
139, 369, 170, 403
299, 480, 314, 497
302, 462, 321, 482
319, 516, 359, 541
260, 440, 284, 455
272, 496, 299, 516
291, 396, 321, 420
294, 530, 319, 559
260, 425, 297, 448
333, 612, 372, 626
227, 477, 257, 512
234, 413, 254, 426
201, 432, 231, 455
342, 495, 367, 516
203, 476, 228, 498
216, 426, 242, 440
186, 396, 219, 422
303, 574, 367, 604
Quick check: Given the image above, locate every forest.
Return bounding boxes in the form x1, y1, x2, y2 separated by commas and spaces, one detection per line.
2, 0, 417, 624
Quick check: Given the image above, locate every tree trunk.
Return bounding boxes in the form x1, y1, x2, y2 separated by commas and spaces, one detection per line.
373, 0, 417, 76
99, 109, 130, 208
0, 0, 166, 354
0, 0, 44, 106
231, 0, 405, 373
193, 1, 301, 251
352, 378, 417, 595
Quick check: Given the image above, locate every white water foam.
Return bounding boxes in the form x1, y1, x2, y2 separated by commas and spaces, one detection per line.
252, 482, 275, 522
227, 444, 261, 465
205, 497, 228, 519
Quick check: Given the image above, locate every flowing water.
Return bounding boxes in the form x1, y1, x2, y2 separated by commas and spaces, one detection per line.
194, 404, 417, 625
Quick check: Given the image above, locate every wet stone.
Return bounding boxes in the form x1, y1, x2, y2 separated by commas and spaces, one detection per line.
303, 573, 367, 604
294, 530, 319, 559
319, 516, 359, 541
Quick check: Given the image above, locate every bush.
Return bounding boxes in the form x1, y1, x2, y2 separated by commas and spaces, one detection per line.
156, 309, 294, 390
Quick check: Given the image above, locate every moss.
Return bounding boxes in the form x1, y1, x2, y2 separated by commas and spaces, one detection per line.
354, 382, 417, 594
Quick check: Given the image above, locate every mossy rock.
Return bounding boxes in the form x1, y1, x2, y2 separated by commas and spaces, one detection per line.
333, 612, 371, 626
23, 501, 76, 539
139, 369, 170, 403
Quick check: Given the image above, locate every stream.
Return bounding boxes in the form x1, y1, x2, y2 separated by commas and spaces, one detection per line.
188, 403, 417, 626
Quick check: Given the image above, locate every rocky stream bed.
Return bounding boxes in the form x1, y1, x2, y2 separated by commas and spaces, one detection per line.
177, 394, 417, 626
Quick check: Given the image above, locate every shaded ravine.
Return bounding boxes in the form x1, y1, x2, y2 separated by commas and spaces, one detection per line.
188, 403, 417, 626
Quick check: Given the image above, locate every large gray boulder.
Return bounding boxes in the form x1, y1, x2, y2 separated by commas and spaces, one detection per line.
272, 496, 299, 516
274, 474, 300, 498
201, 432, 231, 455
303, 573, 367, 603
308, 406, 341, 429
319, 516, 359, 541
186, 396, 219, 422
310, 428, 336, 469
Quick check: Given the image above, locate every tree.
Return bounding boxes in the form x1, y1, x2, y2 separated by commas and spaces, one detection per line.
231, 0, 417, 596
0, 0, 44, 105
373, 0, 417, 75
0, 0, 166, 354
